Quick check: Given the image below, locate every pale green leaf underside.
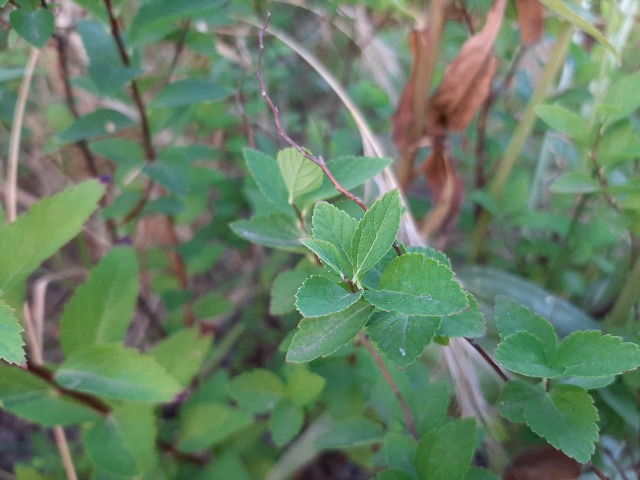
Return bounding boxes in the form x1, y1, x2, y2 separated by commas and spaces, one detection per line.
56, 344, 182, 402
364, 253, 468, 316
287, 300, 374, 363
277, 148, 323, 204
243, 148, 293, 216
296, 275, 362, 317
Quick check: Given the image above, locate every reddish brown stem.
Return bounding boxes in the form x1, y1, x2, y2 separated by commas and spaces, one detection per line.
587, 462, 610, 480
465, 338, 509, 382
103, 0, 154, 162
27, 363, 111, 415
359, 333, 418, 440
257, 13, 368, 213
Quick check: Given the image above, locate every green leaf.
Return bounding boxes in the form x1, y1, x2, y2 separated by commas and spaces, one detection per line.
58, 109, 136, 143
55, 344, 182, 402
496, 379, 543, 423
494, 297, 557, 358
77, 19, 140, 95
60, 247, 139, 357
600, 70, 640, 123
270, 399, 304, 447
535, 105, 590, 143
437, 293, 485, 338
495, 332, 562, 378
153, 79, 231, 108
9, 9, 54, 48
296, 276, 362, 317
364, 254, 468, 316
367, 311, 441, 367
463, 467, 500, 480
382, 432, 418, 478
416, 418, 477, 480
373, 470, 415, 480
539, 0, 618, 58
300, 238, 345, 277
406, 245, 451, 268
270, 262, 325, 315
550, 171, 599, 194
287, 300, 374, 363
129, 0, 227, 45
83, 404, 157, 476
147, 328, 212, 387
178, 402, 253, 453
315, 418, 384, 448
229, 369, 286, 413
284, 365, 326, 407
243, 149, 293, 217
0, 364, 100, 426
301, 156, 393, 204
0, 301, 24, 365
523, 384, 598, 463
311, 202, 358, 278
143, 158, 192, 196
551, 331, 640, 377
277, 148, 323, 204
350, 189, 402, 280
0, 180, 105, 306
230, 215, 302, 250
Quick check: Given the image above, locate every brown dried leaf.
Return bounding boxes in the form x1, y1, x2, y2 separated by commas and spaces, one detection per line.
392, 0, 447, 189
503, 445, 581, 480
428, 0, 506, 131
420, 141, 464, 238
515, 0, 544, 46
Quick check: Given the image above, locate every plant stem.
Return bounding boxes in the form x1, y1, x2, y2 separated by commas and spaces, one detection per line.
468, 23, 573, 262
605, 256, 640, 330
359, 333, 418, 440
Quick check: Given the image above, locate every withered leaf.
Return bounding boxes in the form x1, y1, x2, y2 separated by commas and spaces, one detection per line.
515, 0, 545, 46
420, 139, 464, 238
428, 0, 506, 132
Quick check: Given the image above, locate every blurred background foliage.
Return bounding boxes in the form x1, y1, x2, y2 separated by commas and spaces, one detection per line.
0, 0, 638, 478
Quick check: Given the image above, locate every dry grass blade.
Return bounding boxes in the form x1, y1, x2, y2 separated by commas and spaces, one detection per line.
428, 0, 506, 131
515, 0, 545, 46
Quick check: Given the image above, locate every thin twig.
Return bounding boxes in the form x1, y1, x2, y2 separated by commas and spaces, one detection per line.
257, 13, 368, 212
27, 363, 111, 414
359, 333, 418, 440
603, 446, 630, 480
465, 338, 508, 382
162, 20, 192, 88
103, 0, 154, 162
588, 462, 610, 480
24, 304, 79, 480
5, 48, 39, 223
